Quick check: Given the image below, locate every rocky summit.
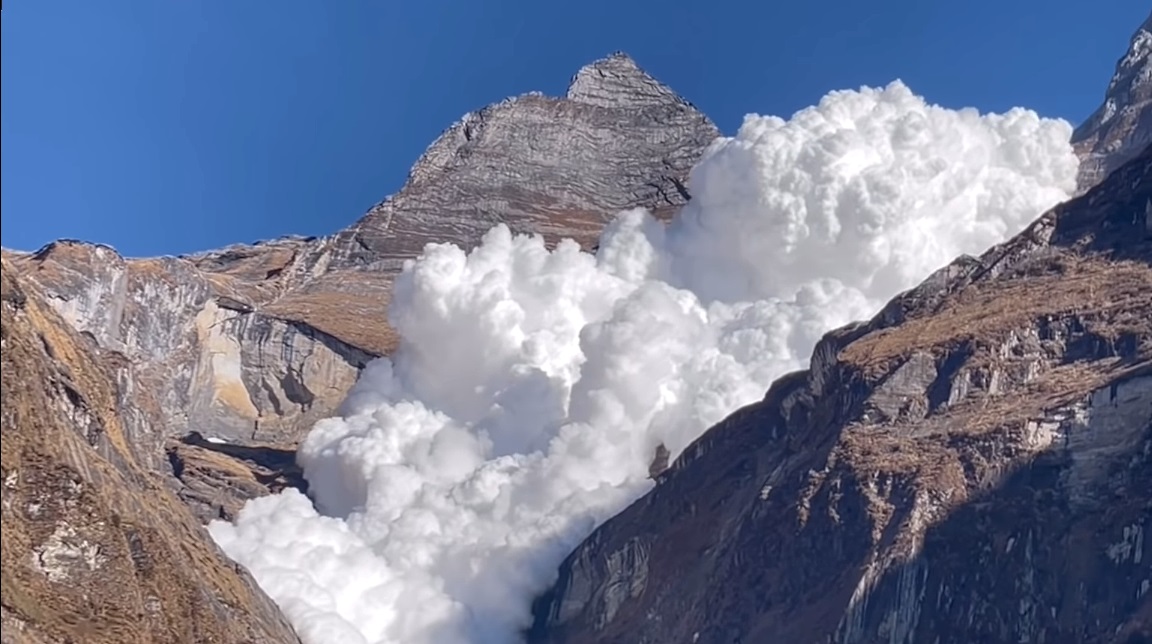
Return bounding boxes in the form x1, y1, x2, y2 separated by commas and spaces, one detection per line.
1073, 13, 1152, 191
3, 13, 1152, 644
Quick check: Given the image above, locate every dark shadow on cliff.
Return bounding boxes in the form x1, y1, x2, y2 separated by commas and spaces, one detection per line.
165, 431, 307, 521
177, 430, 304, 488
1050, 143, 1152, 260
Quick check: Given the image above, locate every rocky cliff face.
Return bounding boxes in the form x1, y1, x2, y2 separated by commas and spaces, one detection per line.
528, 143, 1152, 644
6, 239, 371, 460
5, 53, 719, 519
1072, 13, 1152, 190
4, 240, 368, 522
0, 258, 301, 644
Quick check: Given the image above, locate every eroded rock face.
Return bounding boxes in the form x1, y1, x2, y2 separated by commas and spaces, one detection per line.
528, 146, 1152, 644
1073, 11, 1152, 191
0, 259, 300, 644
8, 239, 376, 449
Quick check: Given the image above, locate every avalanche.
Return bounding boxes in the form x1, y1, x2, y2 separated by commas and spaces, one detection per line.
209, 80, 1078, 644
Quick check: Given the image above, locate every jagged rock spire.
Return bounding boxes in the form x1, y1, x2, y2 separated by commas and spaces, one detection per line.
566, 51, 685, 108
1072, 11, 1152, 190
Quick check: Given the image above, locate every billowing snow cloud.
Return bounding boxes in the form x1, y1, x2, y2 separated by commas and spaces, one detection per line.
208, 81, 1078, 644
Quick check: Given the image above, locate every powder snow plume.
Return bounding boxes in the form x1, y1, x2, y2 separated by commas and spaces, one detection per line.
208, 81, 1078, 644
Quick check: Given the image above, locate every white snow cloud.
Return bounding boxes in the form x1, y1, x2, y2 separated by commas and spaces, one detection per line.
208, 80, 1078, 644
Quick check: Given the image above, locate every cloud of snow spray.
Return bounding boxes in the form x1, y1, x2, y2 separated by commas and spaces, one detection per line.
208, 81, 1078, 644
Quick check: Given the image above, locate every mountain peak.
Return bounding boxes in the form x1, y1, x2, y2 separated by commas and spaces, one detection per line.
566, 51, 685, 108
1071, 10, 1152, 190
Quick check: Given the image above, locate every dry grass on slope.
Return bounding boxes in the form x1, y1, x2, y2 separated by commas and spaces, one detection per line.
0, 259, 299, 644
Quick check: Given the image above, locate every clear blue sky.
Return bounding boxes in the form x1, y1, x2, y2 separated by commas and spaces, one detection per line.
2, 1, 1148, 257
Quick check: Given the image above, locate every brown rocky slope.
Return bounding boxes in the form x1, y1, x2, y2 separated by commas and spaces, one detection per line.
0, 259, 301, 643
528, 141, 1152, 644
